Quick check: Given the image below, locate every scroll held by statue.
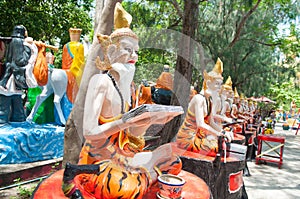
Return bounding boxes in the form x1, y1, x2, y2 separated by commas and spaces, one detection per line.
122, 104, 184, 124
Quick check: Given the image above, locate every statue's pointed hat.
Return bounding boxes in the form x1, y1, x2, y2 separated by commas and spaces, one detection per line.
240, 93, 245, 100
223, 76, 232, 90
110, 2, 138, 40
202, 58, 224, 90
114, 2, 132, 29
97, 2, 137, 48
234, 87, 239, 98
212, 58, 223, 76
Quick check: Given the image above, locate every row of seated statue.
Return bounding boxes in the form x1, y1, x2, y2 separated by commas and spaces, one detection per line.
1, 3, 259, 199
0, 23, 86, 126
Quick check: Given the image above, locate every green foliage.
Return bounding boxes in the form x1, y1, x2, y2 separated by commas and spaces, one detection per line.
54, 49, 63, 69
11, 178, 37, 199
124, 0, 299, 99
123, 1, 179, 84
16, 185, 35, 199
0, 0, 93, 47
268, 80, 300, 110
134, 48, 176, 84
195, 0, 298, 97
123, 1, 182, 30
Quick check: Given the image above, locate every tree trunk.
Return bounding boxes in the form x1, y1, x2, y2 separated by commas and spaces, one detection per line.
159, 0, 200, 145
62, 0, 122, 167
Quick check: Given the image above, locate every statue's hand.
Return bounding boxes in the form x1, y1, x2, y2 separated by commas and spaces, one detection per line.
220, 130, 233, 143
129, 144, 172, 180
130, 144, 172, 167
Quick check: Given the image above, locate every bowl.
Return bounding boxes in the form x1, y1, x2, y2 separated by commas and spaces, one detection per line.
157, 174, 185, 199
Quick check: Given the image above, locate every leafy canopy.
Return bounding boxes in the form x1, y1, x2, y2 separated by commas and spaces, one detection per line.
0, 0, 93, 46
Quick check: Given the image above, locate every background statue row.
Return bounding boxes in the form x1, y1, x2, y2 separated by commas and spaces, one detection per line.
0, 25, 85, 125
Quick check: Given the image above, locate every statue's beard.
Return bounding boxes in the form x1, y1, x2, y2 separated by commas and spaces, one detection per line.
111, 63, 135, 106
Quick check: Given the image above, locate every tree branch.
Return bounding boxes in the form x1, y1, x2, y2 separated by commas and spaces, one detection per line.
164, 0, 183, 18
241, 38, 282, 47
242, 50, 252, 62
229, 0, 262, 47
167, 17, 181, 29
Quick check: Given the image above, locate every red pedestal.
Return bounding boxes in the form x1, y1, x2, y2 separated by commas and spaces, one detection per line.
33, 169, 210, 199
256, 134, 285, 169
171, 143, 245, 199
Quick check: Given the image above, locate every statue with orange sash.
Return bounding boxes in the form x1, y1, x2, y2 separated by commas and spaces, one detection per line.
174, 59, 248, 198
237, 94, 250, 121
227, 88, 242, 136
215, 77, 235, 125
220, 78, 241, 127
61, 27, 85, 103
176, 58, 232, 157
32, 3, 204, 199
232, 87, 239, 117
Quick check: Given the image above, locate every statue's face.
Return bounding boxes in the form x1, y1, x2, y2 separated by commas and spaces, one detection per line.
110, 36, 139, 65
207, 78, 223, 93
70, 33, 81, 42
228, 91, 234, 99
205, 78, 222, 97
220, 89, 228, 98
234, 97, 240, 103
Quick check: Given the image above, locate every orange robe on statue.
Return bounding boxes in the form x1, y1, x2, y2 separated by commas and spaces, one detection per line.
74, 110, 182, 199
137, 85, 153, 106
155, 71, 173, 91
176, 95, 218, 157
